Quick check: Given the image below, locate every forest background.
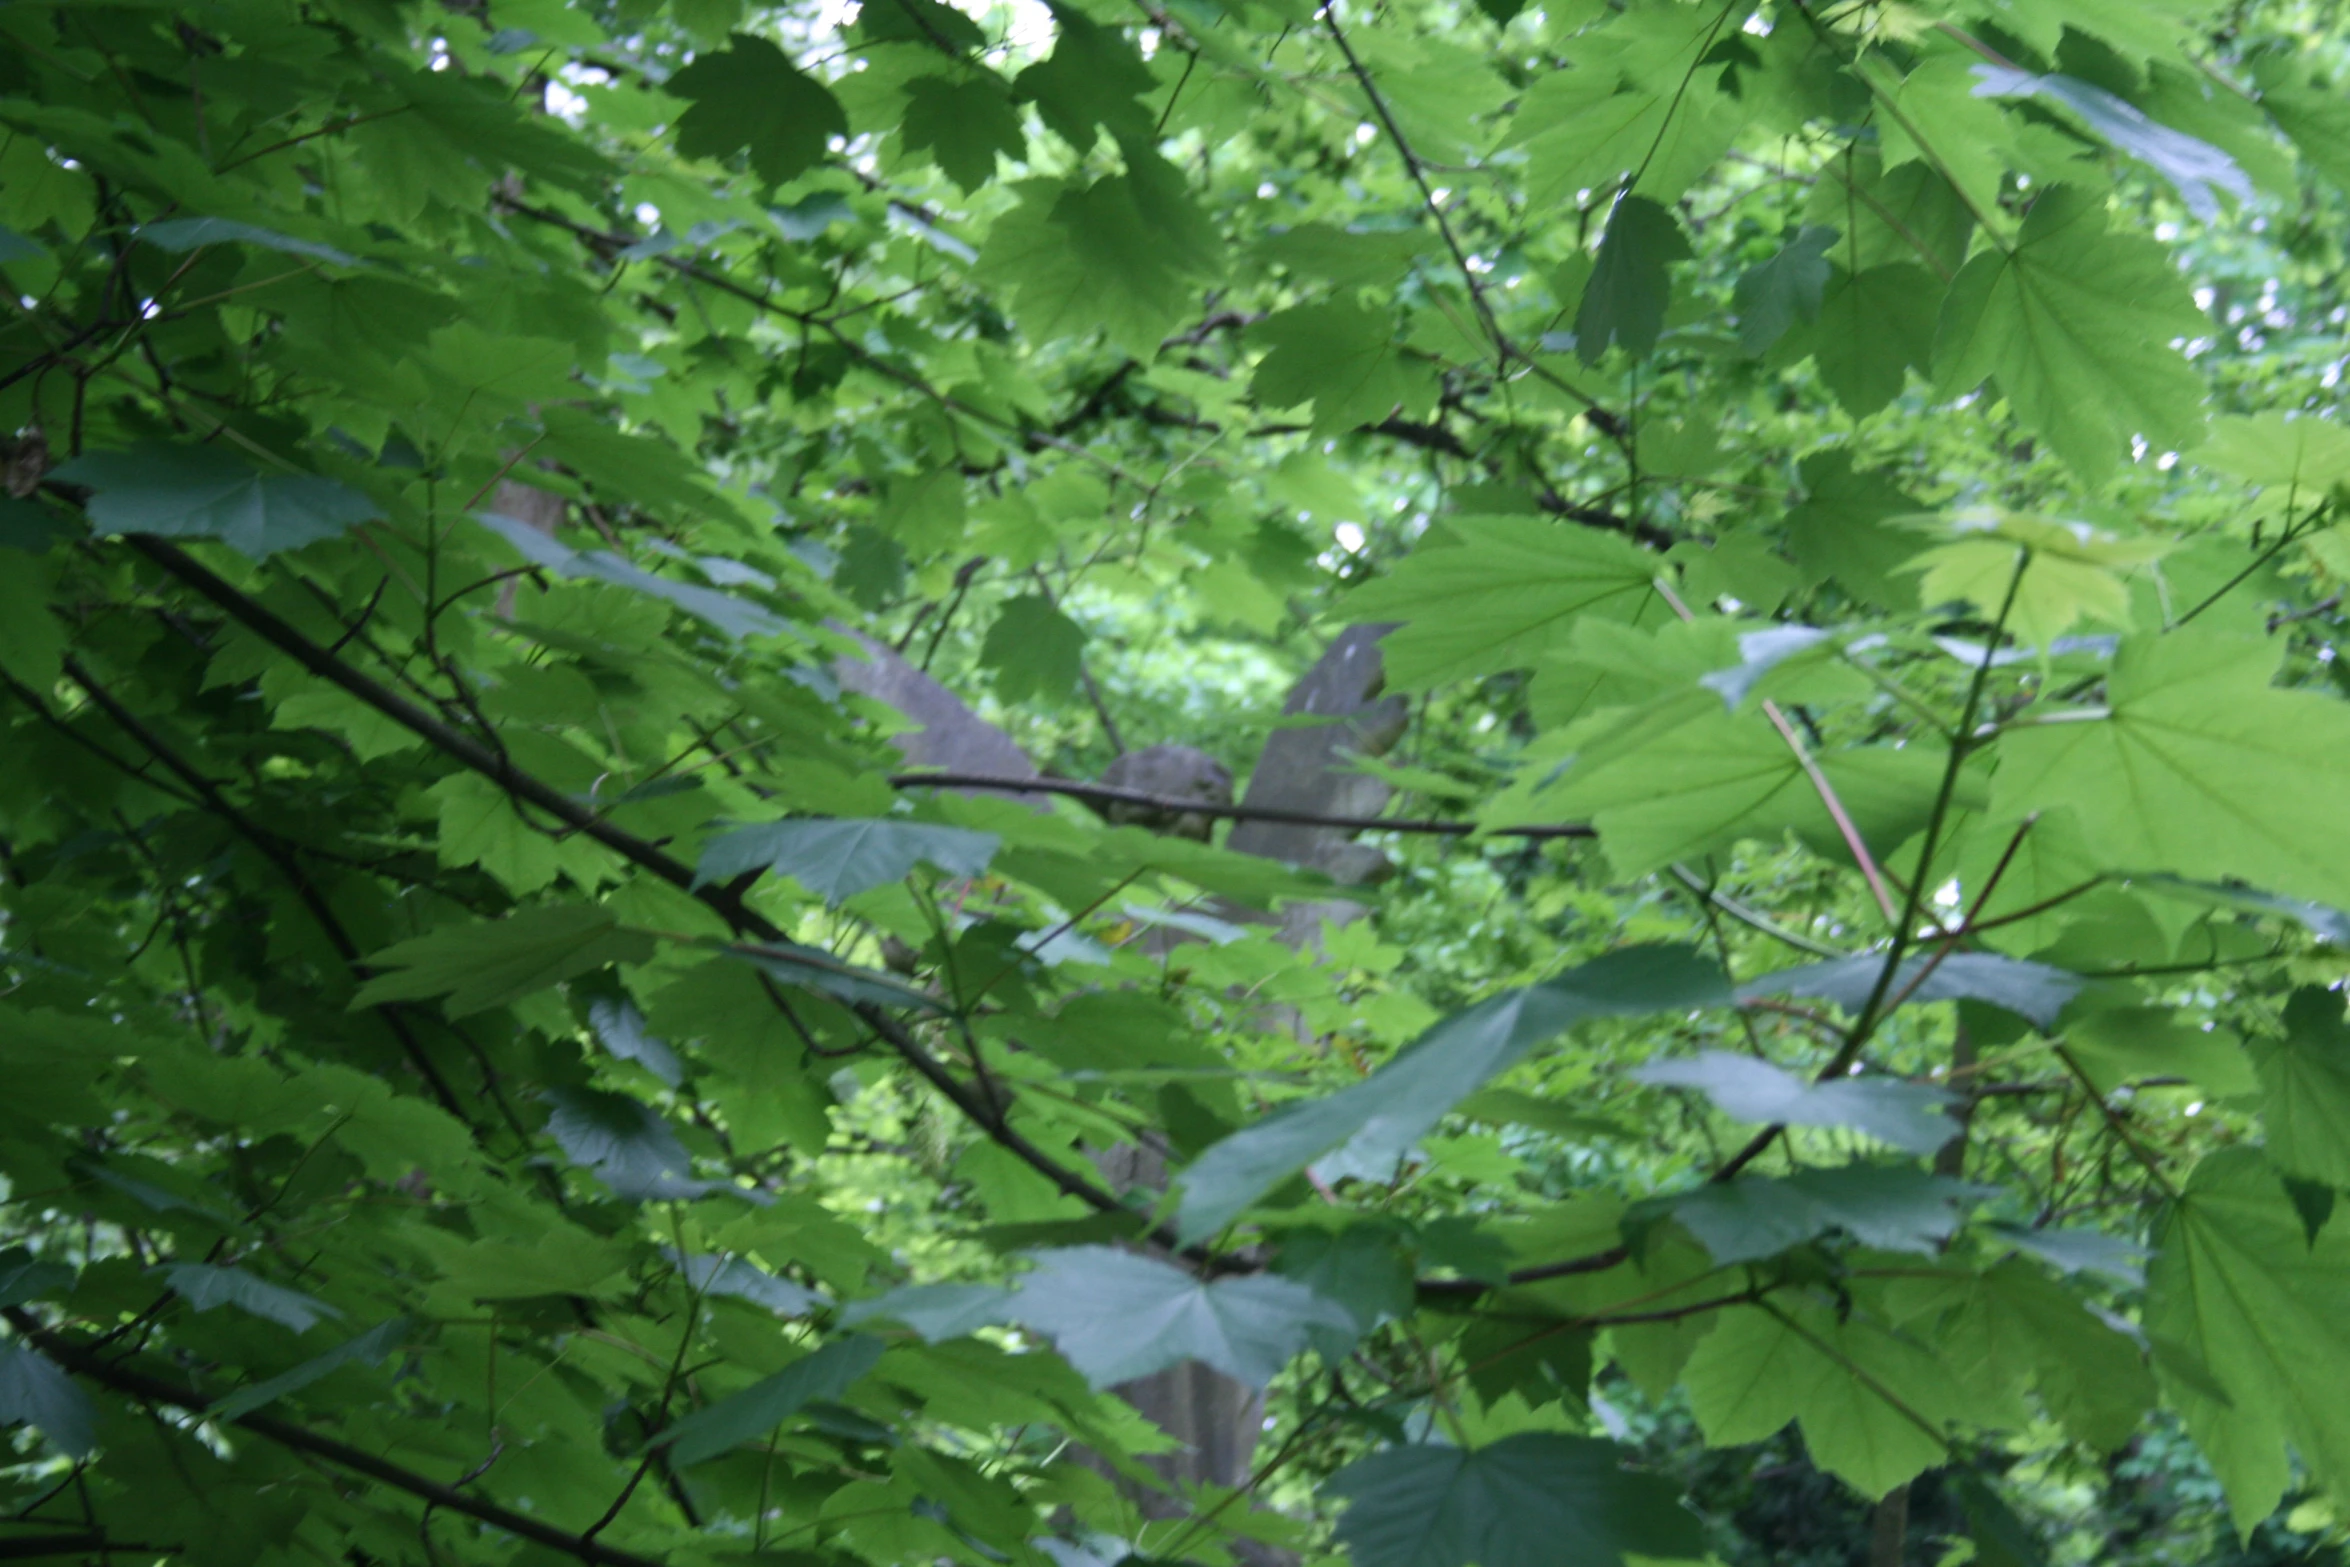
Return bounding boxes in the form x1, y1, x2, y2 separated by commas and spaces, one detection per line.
6, 0, 2350, 1565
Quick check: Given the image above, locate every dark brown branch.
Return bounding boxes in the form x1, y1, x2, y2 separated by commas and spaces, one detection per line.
55, 656, 474, 1123
3, 1308, 666, 1567
888, 771, 1597, 841
125, 536, 1201, 1257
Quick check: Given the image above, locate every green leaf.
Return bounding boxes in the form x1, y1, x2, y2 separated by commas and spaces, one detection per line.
1342, 518, 1661, 689
210, 1319, 409, 1422
1783, 452, 1926, 607
1933, 186, 2209, 480
2146, 1147, 2350, 1531
697, 818, 999, 902
1328, 1434, 1703, 1567
164, 1264, 340, 1333
900, 76, 1024, 191
1004, 1246, 1355, 1387
1250, 300, 1422, 435
542, 1086, 728, 1201
653, 1335, 885, 1465
667, 33, 848, 187
726, 939, 951, 1013
1805, 263, 1941, 418
1012, 5, 1156, 148
1272, 1225, 1416, 1333
1682, 1299, 1959, 1498
1739, 952, 2084, 1028
1894, 1256, 2152, 1448
0, 1250, 72, 1309
1632, 1051, 1956, 1156
588, 997, 685, 1088
1992, 632, 2350, 910
2195, 413, 2350, 493
352, 907, 658, 1017
1972, 68, 2250, 218
137, 216, 356, 267
980, 594, 1086, 703
2251, 988, 2350, 1186
1575, 195, 1691, 363
840, 1282, 1017, 1340
1733, 225, 1838, 355
474, 512, 784, 640
975, 170, 1215, 356
1655, 1164, 1987, 1265
1954, 1471, 2051, 1567
57, 444, 378, 558
0, 556, 63, 687
0, 1345, 94, 1459
1176, 947, 1730, 1239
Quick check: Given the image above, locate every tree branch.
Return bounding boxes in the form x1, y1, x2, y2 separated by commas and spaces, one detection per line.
3, 1308, 669, 1567
888, 772, 1596, 840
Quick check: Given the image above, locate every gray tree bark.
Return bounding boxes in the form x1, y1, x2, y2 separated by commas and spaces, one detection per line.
833, 625, 1409, 1540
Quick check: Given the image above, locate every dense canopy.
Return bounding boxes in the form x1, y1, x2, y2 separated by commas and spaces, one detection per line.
6, 0, 2350, 1565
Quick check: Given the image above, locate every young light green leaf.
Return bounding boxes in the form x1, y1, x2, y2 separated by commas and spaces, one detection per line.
2146, 1147, 2350, 1532
164, 1264, 340, 1333
653, 1335, 885, 1465
210, 1319, 409, 1422
1632, 1051, 1956, 1156
1328, 1434, 1703, 1567
1575, 195, 1691, 364
58, 444, 378, 558
2194, 413, 2350, 492
1992, 633, 2350, 910
0, 1345, 95, 1459
1682, 1299, 1959, 1498
666, 33, 848, 187
1342, 518, 1660, 689
695, 818, 999, 902
1934, 186, 2209, 480
1005, 1246, 1356, 1388
1176, 947, 1730, 1239
353, 907, 658, 1017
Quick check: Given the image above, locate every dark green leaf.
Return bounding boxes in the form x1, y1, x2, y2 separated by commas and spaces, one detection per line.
353, 907, 658, 1017
1574, 195, 1691, 364
901, 77, 1024, 191
1177, 947, 1730, 1238
0, 1345, 94, 1459
1737, 952, 2084, 1028
695, 818, 1000, 902
1733, 225, 1838, 354
543, 1086, 728, 1202
1657, 1164, 1988, 1264
1632, 1051, 1956, 1155
1329, 1435, 1703, 1567
165, 1264, 340, 1332
57, 444, 378, 558
653, 1335, 885, 1465
1005, 1246, 1357, 1387
211, 1320, 409, 1421
980, 594, 1086, 703
667, 33, 849, 187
